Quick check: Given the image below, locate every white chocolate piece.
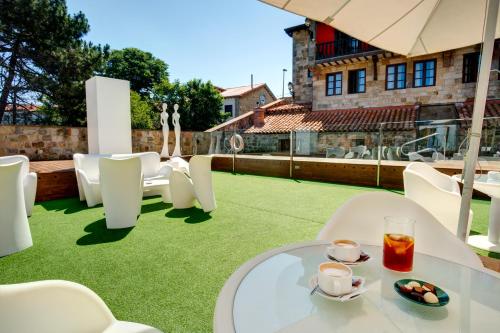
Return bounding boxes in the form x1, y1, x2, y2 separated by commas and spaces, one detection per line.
406, 281, 421, 289
423, 292, 439, 304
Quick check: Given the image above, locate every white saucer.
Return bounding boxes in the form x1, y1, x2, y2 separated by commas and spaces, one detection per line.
324, 251, 371, 267
309, 275, 367, 302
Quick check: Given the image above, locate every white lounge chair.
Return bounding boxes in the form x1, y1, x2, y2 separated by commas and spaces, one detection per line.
169, 155, 216, 212
0, 155, 37, 216
316, 192, 482, 269
74, 152, 170, 207
0, 161, 33, 257
0, 280, 163, 333
99, 157, 143, 229
344, 145, 368, 159
403, 162, 473, 238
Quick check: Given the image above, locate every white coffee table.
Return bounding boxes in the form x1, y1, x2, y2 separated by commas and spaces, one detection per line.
453, 174, 500, 253
143, 179, 171, 203
214, 241, 500, 333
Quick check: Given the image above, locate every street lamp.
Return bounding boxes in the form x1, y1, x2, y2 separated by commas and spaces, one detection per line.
282, 68, 287, 98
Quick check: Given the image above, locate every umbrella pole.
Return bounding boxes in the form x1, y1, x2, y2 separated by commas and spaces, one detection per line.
457, 0, 499, 241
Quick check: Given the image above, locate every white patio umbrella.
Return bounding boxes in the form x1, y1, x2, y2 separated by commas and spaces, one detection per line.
260, 0, 500, 241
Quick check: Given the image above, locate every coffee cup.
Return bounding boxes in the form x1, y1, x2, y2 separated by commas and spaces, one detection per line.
327, 239, 361, 262
318, 262, 353, 296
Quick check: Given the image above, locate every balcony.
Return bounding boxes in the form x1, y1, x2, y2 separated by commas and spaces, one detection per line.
316, 38, 380, 62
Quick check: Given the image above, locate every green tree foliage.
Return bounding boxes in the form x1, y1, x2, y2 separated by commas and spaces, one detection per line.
103, 48, 169, 96
152, 79, 225, 131
39, 42, 109, 126
130, 91, 154, 129
181, 79, 226, 131
0, 0, 101, 124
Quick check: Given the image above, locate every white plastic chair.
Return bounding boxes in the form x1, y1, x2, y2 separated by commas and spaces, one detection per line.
0, 280, 163, 333
0, 155, 37, 216
325, 147, 345, 158
99, 157, 143, 229
0, 161, 33, 257
165, 156, 190, 174
403, 162, 473, 238
316, 192, 482, 269
169, 155, 216, 212
170, 169, 196, 209
190, 155, 217, 212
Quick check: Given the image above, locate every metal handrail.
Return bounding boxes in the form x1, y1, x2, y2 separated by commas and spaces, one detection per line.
400, 132, 443, 156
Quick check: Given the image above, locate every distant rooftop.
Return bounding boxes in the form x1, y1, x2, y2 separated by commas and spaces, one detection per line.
220, 83, 275, 99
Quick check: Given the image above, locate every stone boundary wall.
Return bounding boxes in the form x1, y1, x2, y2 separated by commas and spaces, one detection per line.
0, 125, 211, 160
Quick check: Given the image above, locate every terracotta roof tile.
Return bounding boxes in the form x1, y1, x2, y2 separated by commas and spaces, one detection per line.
245, 104, 417, 134
457, 99, 500, 127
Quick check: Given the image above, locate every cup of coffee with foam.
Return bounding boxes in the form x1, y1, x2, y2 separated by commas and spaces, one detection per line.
327, 239, 361, 263
318, 262, 353, 296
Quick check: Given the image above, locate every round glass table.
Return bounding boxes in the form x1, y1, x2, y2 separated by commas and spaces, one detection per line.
215, 241, 500, 333
453, 174, 500, 253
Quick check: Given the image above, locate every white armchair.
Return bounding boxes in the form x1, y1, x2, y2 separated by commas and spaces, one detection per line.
100, 157, 143, 229
169, 155, 216, 212
403, 162, 472, 238
316, 192, 482, 269
0, 161, 33, 257
0, 155, 37, 216
0, 280, 163, 333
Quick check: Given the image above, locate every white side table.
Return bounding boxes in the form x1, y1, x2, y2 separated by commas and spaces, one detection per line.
143, 179, 171, 203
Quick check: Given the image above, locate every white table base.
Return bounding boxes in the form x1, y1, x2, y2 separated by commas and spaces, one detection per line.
468, 197, 500, 253
468, 235, 500, 253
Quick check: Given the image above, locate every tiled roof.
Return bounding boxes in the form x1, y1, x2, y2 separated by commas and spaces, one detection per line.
245, 104, 417, 134
221, 83, 267, 98
457, 99, 500, 126
205, 111, 254, 133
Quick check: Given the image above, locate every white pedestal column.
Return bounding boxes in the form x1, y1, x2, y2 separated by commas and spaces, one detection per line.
85, 76, 132, 154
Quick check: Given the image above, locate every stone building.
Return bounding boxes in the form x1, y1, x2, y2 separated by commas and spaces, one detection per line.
220, 83, 276, 118
287, 22, 499, 110
207, 20, 500, 160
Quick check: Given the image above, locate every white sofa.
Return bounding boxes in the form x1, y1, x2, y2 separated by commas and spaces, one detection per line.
74, 152, 172, 207
0, 280, 163, 333
0, 155, 37, 216
403, 162, 473, 238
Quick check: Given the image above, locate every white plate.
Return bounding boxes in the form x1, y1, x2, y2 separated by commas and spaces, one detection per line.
309, 275, 367, 302
324, 251, 372, 267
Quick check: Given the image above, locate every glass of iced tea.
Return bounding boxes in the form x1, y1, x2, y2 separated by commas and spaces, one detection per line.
383, 216, 415, 272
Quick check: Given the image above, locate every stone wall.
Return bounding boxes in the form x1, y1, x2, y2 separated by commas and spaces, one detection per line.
241, 133, 289, 153
231, 130, 417, 158
290, 25, 500, 110
292, 28, 314, 103
237, 86, 276, 116
312, 46, 500, 110
0, 125, 211, 160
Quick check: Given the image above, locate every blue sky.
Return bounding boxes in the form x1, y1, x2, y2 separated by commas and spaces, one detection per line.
66, 0, 304, 97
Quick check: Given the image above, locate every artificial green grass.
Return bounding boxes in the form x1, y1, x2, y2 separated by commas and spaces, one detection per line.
0, 172, 493, 332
